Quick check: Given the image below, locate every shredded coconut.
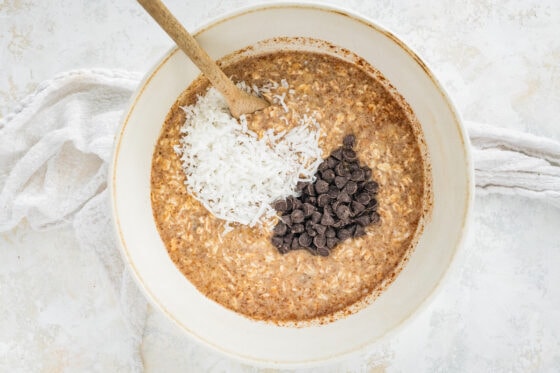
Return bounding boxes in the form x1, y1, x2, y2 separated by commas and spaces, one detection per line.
174, 82, 322, 230
273, 92, 289, 113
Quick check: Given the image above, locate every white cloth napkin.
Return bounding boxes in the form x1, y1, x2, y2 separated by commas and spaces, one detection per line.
0, 69, 146, 371
1, 69, 559, 371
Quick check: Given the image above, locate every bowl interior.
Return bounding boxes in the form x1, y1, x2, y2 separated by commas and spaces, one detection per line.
111, 4, 472, 367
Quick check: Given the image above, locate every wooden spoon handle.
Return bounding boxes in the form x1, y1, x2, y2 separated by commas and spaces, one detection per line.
137, 0, 238, 99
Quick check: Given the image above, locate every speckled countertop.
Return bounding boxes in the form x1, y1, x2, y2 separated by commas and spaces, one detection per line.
1, 1, 559, 372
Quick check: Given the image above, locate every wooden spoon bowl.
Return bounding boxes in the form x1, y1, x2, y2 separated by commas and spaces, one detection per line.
137, 0, 269, 118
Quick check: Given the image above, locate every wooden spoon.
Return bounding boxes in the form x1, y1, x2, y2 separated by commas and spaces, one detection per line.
137, 0, 269, 118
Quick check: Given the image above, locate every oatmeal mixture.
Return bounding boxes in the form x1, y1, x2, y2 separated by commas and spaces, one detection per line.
151, 50, 431, 323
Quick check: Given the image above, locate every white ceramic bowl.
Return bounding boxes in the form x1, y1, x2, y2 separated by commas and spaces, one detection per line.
111, 3, 473, 367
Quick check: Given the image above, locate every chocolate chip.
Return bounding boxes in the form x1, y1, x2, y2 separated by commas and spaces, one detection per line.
317, 194, 331, 207
370, 211, 380, 224
298, 232, 312, 247
331, 148, 344, 160
293, 198, 303, 210
321, 169, 336, 182
326, 156, 338, 168
355, 214, 370, 226
307, 196, 317, 205
313, 234, 326, 248
342, 148, 357, 162
283, 233, 293, 243
325, 227, 336, 238
281, 215, 292, 226
334, 175, 349, 189
335, 205, 352, 220
279, 244, 291, 254
362, 166, 372, 180
326, 237, 339, 249
334, 163, 349, 177
350, 168, 365, 182
351, 201, 366, 215
337, 191, 351, 203
367, 198, 378, 211
271, 235, 283, 248
303, 203, 315, 217
343, 181, 358, 195
354, 224, 366, 237
337, 228, 352, 240
291, 237, 300, 250
343, 134, 356, 148
349, 162, 360, 172
273, 199, 288, 213
311, 211, 322, 223
328, 186, 339, 199
285, 196, 294, 212
273, 221, 288, 235
315, 179, 329, 194
315, 224, 327, 235
305, 246, 318, 256
296, 181, 307, 192
331, 200, 341, 212
317, 247, 330, 257
305, 183, 316, 197
356, 193, 371, 205
320, 211, 335, 226
307, 227, 317, 237
318, 160, 329, 172
292, 223, 304, 234
333, 219, 349, 228
291, 209, 305, 223
324, 204, 334, 216
364, 181, 379, 193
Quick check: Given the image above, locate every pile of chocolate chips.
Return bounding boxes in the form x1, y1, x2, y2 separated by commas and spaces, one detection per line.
271, 134, 380, 256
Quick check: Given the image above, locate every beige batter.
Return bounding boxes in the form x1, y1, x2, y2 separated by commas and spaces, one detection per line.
151, 49, 431, 323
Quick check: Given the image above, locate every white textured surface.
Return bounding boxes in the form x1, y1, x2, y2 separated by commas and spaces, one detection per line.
1, 0, 559, 372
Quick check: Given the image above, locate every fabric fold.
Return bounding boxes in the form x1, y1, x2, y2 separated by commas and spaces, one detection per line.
0, 69, 140, 230
466, 121, 560, 207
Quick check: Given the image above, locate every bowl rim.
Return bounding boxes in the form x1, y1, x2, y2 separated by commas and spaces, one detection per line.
110, 2, 474, 367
